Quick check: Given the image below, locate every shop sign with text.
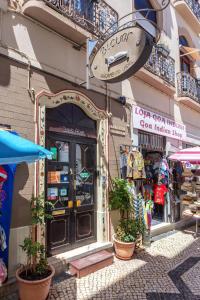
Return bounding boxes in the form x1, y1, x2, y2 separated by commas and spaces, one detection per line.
90, 26, 153, 83
133, 105, 186, 140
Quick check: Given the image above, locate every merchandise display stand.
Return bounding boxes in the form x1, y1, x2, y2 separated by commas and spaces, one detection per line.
183, 210, 200, 238
193, 214, 200, 238
181, 167, 200, 237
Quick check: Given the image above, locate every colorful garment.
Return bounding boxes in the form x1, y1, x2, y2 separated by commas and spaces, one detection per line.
143, 200, 154, 230
143, 184, 153, 201
154, 184, 168, 206
127, 150, 146, 179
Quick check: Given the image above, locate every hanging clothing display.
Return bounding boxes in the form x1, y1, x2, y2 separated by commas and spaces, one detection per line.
143, 200, 154, 230
143, 182, 153, 201
142, 151, 170, 222
157, 158, 170, 185
154, 184, 168, 206
120, 146, 129, 179
127, 150, 146, 179
120, 152, 128, 180
120, 147, 146, 180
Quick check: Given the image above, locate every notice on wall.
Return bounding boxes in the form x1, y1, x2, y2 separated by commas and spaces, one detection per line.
133, 105, 186, 141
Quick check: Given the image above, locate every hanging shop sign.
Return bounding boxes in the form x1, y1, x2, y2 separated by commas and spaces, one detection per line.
90, 26, 153, 83
0, 164, 16, 275
133, 105, 186, 141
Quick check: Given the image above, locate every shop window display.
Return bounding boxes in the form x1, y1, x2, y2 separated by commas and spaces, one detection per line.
120, 146, 171, 225
119, 144, 193, 229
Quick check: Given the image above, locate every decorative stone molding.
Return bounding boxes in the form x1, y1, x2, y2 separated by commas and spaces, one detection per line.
38, 90, 108, 120
8, 0, 21, 11
36, 89, 109, 243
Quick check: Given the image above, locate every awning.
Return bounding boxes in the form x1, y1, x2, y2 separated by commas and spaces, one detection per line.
0, 130, 52, 164
180, 46, 200, 61
168, 146, 200, 163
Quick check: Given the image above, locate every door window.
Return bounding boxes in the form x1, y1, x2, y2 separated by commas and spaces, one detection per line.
46, 140, 70, 209
75, 144, 95, 206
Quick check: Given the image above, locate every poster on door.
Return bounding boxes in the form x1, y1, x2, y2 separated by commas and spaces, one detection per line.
0, 164, 16, 281
133, 105, 186, 141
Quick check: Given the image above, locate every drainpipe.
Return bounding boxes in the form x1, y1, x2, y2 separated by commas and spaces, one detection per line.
105, 83, 112, 242
126, 102, 133, 146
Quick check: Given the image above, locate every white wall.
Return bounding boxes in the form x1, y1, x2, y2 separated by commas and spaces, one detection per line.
1, 10, 123, 99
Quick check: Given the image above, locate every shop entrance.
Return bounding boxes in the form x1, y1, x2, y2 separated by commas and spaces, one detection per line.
45, 103, 97, 256
139, 131, 168, 225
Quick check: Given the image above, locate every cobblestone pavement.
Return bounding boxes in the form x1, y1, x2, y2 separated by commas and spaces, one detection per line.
3, 227, 200, 300
49, 227, 200, 300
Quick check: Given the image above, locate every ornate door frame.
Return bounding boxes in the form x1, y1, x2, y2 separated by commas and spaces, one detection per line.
36, 90, 109, 244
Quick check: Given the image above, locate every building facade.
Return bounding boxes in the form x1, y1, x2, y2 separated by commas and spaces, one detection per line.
0, 0, 200, 279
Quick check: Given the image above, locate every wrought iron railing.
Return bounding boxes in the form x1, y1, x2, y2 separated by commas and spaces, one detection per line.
177, 72, 200, 103
185, 0, 200, 21
144, 45, 175, 86
175, 0, 200, 22
43, 0, 118, 36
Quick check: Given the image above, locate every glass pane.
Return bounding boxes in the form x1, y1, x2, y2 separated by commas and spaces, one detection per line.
56, 142, 69, 162
75, 144, 94, 206
135, 0, 157, 24
47, 140, 70, 208
46, 104, 96, 138
46, 140, 69, 163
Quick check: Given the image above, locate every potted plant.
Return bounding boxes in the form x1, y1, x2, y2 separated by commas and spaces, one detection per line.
109, 178, 145, 260
16, 194, 55, 300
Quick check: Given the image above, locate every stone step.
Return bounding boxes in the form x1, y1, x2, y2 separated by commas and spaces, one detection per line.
48, 242, 113, 276
151, 217, 195, 237
69, 250, 114, 278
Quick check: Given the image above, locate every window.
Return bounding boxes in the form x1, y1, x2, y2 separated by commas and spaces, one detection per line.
179, 36, 189, 47
135, 0, 157, 24
74, 0, 94, 21
179, 36, 191, 74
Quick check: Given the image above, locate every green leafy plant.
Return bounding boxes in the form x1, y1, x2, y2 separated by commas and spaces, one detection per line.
20, 194, 54, 278
109, 178, 145, 243
109, 178, 132, 219
116, 219, 137, 242
31, 194, 53, 225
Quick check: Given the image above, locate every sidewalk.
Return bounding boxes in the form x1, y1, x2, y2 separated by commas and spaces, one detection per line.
5, 226, 200, 300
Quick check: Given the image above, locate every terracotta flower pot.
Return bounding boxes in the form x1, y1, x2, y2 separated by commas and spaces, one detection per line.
113, 236, 135, 260
16, 265, 55, 300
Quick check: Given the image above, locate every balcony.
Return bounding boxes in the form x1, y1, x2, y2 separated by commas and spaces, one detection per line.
22, 0, 118, 43
176, 72, 200, 111
136, 45, 176, 96
173, 0, 200, 33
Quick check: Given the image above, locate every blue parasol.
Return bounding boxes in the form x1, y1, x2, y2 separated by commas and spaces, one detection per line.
0, 130, 52, 164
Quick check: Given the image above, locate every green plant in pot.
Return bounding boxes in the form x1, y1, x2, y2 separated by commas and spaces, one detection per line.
16, 194, 55, 300
109, 178, 144, 260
